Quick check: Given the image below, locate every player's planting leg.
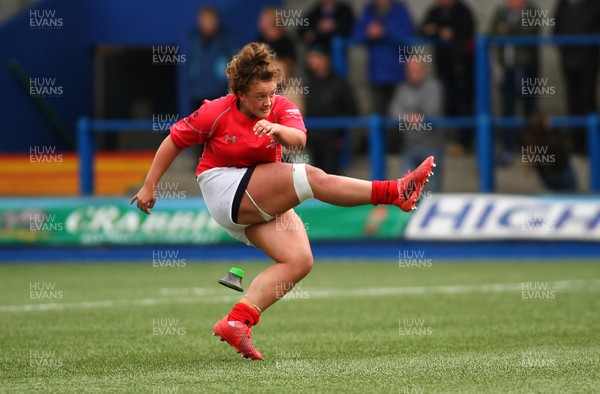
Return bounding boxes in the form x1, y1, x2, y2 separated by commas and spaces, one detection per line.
213, 209, 312, 360
243, 209, 313, 309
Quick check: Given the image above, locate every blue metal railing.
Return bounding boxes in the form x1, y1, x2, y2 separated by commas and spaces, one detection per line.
475, 34, 600, 191
77, 34, 600, 195
77, 114, 599, 195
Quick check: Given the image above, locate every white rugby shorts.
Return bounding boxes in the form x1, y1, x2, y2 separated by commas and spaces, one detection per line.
197, 166, 255, 246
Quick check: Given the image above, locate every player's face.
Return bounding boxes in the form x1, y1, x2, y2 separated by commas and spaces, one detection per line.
238, 79, 277, 119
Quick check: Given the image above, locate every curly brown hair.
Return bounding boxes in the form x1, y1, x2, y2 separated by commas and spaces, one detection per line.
226, 42, 282, 94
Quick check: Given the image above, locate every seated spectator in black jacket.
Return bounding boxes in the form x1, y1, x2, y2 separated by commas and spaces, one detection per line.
305, 45, 357, 174
300, 0, 355, 53
519, 113, 577, 192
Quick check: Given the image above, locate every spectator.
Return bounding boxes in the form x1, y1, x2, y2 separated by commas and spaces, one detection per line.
352, 0, 414, 114
187, 6, 235, 108
388, 59, 444, 192
256, 7, 297, 78
300, 0, 355, 53
519, 113, 577, 192
275, 58, 305, 115
554, 0, 600, 155
490, 0, 541, 166
420, 0, 475, 152
305, 44, 357, 174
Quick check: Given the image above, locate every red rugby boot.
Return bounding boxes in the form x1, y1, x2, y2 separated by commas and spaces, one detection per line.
213, 317, 263, 360
394, 156, 436, 212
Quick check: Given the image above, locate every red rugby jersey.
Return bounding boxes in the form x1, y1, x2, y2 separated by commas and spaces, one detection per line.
170, 94, 306, 177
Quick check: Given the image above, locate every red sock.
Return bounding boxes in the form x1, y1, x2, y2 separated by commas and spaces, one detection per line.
371, 180, 399, 205
227, 303, 260, 327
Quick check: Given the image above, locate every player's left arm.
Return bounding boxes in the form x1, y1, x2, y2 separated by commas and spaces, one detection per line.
253, 97, 307, 148
253, 120, 306, 148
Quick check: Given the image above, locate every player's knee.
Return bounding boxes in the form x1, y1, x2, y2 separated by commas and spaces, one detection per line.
297, 254, 314, 278
305, 164, 329, 191
291, 163, 316, 203
288, 250, 314, 278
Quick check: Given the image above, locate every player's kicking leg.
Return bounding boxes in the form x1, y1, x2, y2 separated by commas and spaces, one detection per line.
236, 156, 436, 225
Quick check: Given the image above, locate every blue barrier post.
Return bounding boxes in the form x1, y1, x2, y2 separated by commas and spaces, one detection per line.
475, 34, 494, 192
368, 114, 384, 180
77, 117, 93, 196
177, 40, 191, 118
340, 128, 352, 171
588, 114, 600, 192
331, 36, 348, 78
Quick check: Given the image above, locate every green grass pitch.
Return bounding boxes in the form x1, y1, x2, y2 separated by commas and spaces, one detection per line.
0, 260, 599, 393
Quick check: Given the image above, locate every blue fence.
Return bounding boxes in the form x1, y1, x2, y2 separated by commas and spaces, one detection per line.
475, 34, 600, 192
77, 34, 600, 195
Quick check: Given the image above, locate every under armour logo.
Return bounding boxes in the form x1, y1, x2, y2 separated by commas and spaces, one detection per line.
225, 134, 237, 143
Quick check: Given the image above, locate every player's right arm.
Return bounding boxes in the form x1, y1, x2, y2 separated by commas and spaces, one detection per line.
131, 102, 212, 214
130, 135, 183, 214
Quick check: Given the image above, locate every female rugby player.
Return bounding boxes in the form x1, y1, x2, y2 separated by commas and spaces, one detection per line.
131, 42, 435, 360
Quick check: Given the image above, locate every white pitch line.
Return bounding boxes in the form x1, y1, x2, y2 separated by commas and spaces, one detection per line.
1, 280, 599, 313
305, 279, 600, 299
0, 295, 236, 313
